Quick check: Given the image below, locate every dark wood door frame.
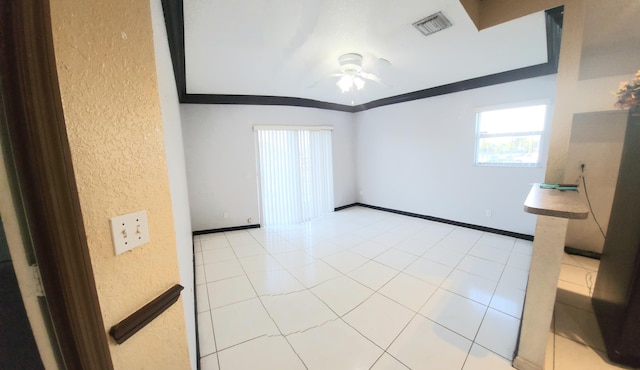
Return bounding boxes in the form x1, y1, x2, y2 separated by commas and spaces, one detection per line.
0, 2, 113, 369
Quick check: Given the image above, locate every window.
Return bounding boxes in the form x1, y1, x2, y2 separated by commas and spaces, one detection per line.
254, 126, 334, 226
474, 104, 547, 167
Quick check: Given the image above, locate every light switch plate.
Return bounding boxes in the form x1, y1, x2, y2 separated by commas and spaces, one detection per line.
110, 210, 150, 255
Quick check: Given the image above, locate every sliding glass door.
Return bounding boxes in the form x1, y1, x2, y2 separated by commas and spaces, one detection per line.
255, 126, 334, 226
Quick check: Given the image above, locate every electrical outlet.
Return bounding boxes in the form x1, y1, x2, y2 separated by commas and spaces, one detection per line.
223, 212, 229, 219
485, 209, 492, 217
110, 210, 150, 255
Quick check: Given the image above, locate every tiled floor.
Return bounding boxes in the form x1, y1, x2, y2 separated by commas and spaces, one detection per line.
546, 253, 635, 370
193, 207, 631, 369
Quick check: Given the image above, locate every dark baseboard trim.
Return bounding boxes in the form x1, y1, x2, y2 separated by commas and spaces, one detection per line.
161, 3, 563, 113
337, 203, 534, 241
334, 203, 360, 211
564, 246, 601, 260
193, 224, 261, 235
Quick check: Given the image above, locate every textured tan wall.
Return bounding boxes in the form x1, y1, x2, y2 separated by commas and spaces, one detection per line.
48, 1, 190, 368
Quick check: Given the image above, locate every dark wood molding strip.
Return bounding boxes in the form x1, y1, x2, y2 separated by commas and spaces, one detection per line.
193, 224, 261, 236
337, 203, 534, 241
109, 285, 184, 345
334, 203, 360, 211
0, 1, 114, 368
182, 94, 354, 112
161, 2, 563, 113
161, 0, 186, 100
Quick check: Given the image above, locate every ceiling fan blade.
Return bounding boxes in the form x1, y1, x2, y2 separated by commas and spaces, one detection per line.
308, 73, 344, 88
359, 72, 392, 88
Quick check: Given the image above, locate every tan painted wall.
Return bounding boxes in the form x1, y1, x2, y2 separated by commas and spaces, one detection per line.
48, 1, 190, 368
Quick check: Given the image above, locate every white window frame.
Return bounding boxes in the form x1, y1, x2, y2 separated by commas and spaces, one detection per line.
473, 100, 551, 168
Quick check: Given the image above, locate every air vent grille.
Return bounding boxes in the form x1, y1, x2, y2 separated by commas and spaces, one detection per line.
413, 12, 452, 37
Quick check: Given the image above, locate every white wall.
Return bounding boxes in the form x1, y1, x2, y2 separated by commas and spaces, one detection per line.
181, 105, 357, 231
355, 75, 558, 235
150, 1, 196, 368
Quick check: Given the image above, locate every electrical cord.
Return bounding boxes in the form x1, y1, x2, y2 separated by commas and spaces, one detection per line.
581, 173, 607, 239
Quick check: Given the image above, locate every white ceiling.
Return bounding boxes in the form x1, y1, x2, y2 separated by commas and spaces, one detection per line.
183, 0, 548, 106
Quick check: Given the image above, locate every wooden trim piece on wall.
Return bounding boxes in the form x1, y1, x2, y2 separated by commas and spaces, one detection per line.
0, 1, 113, 369
109, 285, 184, 345
161, 2, 564, 113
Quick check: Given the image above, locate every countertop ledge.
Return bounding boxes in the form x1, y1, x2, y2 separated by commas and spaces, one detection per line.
524, 183, 589, 219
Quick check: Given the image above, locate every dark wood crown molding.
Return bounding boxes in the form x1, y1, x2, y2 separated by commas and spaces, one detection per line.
161, 2, 563, 113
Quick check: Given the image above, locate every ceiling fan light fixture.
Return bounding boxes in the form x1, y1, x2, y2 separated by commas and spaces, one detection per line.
353, 77, 365, 90
413, 12, 452, 37
337, 75, 353, 93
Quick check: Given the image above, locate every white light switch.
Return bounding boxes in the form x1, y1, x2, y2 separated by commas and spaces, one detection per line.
110, 210, 150, 255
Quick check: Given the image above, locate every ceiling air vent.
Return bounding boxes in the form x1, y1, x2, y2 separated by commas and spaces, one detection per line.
413, 12, 452, 37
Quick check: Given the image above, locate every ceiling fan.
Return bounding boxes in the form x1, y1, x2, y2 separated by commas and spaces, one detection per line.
312, 53, 391, 93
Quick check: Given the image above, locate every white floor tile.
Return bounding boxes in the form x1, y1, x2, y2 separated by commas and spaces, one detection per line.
374, 248, 418, 271
457, 255, 505, 281
247, 269, 305, 296
512, 239, 533, 256
200, 353, 219, 370
395, 238, 432, 256
559, 264, 593, 287
287, 260, 341, 288
404, 257, 453, 286
238, 254, 283, 273
422, 245, 467, 267
490, 282, 525, 319
261, 290, 337, 335
506, 252, 532, 271
311, 275, 374, 316
474, 234, 515, 252
348, 260, 399, 290
468, 244, 511, 264
217, 335, 305, 370
463, 343, 516, 370
197, 311, 216, 356
420, 288, 487, 340
196, 284, 210, 312
441, 270, 496, 305
322, 250, 368, 274
475, 308, 520, 360
232, 243, 267, 258
370, 353, 410, 370
498, 266, 530, 291
201, 236, 231, 251
554, 334, 631, 370
349, 240, 390, 259
343, 293, 414, 349
379, 272, 438, 312
207, 275, 256, 309
556, 279, 593, 312
204, 258, 245, 282
193, 208, 551, 369
572, 255, 600, 272
287, 320, 382, 370
389, 315, 472, 370
272, 250, 316, 269
202, 247, 237, 264
210, 298, 279, 350
554, 302, 605, 351
195, 264, 205, 285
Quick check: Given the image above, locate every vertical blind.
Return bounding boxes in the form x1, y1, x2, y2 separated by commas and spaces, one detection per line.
255, 126, 334, 226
